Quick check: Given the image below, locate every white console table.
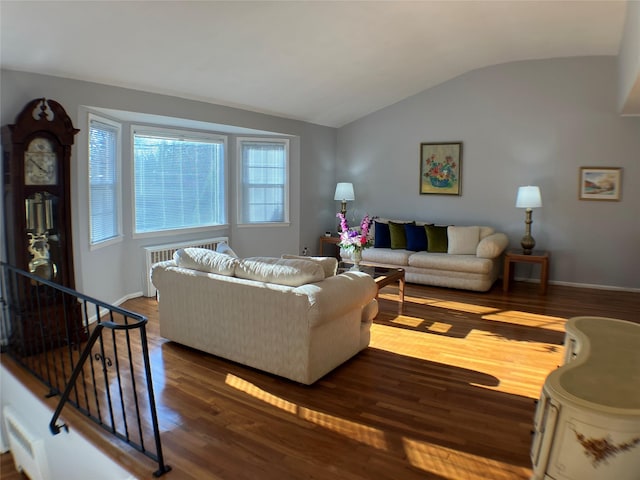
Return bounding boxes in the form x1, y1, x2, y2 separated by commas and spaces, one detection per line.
531, 316, 640, 479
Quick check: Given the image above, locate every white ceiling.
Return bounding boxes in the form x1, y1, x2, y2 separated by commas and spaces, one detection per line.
0, 1, 629, 127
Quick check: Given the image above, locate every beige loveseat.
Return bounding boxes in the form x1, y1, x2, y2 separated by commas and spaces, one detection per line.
151, 248, 378, 385
342, 219, 509, 292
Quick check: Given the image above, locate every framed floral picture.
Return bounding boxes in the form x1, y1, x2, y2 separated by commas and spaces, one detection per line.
420, 142, 462, 195
579, 167, 622, 201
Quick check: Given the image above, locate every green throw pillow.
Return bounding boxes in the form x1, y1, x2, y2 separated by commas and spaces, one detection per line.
426, 225, 448, 253
389, 221, 413, 249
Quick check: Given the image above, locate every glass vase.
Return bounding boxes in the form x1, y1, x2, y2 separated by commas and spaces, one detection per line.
351, 248, 362, 271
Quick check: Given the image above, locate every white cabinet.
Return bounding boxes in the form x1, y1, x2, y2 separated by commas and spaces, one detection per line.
531, 316, 640, 480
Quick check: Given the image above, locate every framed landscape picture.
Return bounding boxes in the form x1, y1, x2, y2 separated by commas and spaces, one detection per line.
420, 142, 462, 195
579, 167, 622, 201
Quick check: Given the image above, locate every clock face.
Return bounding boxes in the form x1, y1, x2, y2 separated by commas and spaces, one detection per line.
25, 137, 57, 185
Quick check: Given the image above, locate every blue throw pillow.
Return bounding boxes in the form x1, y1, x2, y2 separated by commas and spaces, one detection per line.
373, 221, 391, 248
405, 223, 428, 251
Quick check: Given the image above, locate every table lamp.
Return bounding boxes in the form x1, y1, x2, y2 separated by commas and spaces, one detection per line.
334, 181, 355, 217
516, 186, 542, 254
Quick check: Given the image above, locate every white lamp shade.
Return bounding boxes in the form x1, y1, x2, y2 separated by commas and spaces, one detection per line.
516, 186, 542, 208
334, 182, 355, 201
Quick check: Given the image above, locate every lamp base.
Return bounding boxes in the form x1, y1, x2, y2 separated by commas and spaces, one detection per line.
521, 208, 535, 254
520, 235, 535, 255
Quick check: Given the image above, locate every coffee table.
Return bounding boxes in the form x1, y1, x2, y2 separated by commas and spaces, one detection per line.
338, 262, 405, 312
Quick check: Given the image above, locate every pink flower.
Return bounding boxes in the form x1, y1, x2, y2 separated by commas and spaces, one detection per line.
336, 212, 374, 251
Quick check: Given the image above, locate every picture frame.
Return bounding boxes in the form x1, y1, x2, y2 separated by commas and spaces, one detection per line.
420, 142, 462, 195
578, 167, 622, 201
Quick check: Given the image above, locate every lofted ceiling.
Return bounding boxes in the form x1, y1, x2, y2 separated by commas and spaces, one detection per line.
0, 1, 630, 127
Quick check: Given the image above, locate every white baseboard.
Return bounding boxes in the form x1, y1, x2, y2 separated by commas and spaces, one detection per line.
549, 280, 639, 293
85, 292, 144, 325
113, 291, 144, 307
514, 277, 639, 293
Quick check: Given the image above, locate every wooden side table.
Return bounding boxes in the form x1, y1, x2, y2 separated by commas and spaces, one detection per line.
503, 249, 550, 295
319, 236, 341, 258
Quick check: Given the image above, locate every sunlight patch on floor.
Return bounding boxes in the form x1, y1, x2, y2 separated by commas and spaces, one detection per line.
225, 374, 389, 449
378, 292, 440, 307
225, 374, 297, 414
298, 408, 388, 450
387, 315, 452, 334
403, 437, 528, 479
224, 373, 528, 477
424, 299, 499, 315
468, 379, 546, 401
370, 323, 562, 400
380, 292, 501, 316
482, 310, 566, 331
389, 315, 425, 328
427, 321, 452, 333
369, 323, 439, 355
377, 292, 402, 303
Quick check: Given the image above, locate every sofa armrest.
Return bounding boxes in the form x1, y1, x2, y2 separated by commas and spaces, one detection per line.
476, 232, 509, 259
294, 272, 378, 327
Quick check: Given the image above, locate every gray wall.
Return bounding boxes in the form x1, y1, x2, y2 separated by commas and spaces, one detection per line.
336, 56, 640, 290
1, 70, 336, 304
3, 56, 639, 299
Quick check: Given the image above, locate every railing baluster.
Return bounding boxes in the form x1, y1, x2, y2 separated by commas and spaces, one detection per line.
124, 314, 145, 451
139, 324, 171, 477
90, 303, 104, 424
109, 314, 131, 442
78, 300, 92, 416
0, 268, 7, 349
53, 288, 67, 392
98, 318, 117, 435
62, 292, 81, 407
1, 262, 170, 477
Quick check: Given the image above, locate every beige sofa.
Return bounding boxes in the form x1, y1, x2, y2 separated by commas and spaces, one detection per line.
342, 219, 509, 292
151, 249, 378, 385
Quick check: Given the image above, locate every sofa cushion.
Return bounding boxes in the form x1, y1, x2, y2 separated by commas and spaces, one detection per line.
476, 232, 509, 259
447, 226, 480, 255
373, 221, 391, 248
362, 247, 412, 266
425, 225, 448, 253
174, 247, 238, 276
408, 252, 494, 274
479, 226, 496, 240
389, 221, 413, 249
236, 257, 325, 286
405, 223, 428, 251
281, 254, 338, 278
216, 242, 239, 258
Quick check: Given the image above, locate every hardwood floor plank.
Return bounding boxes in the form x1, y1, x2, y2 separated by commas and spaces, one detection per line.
0, 452, 29, 480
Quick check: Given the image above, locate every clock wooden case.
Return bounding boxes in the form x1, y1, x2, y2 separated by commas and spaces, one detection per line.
2, 98, 84, 352
3, 98, 79, 289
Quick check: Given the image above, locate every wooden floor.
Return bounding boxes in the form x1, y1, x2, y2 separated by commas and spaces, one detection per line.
3, 280, 639, 479
0, 452, 28, 479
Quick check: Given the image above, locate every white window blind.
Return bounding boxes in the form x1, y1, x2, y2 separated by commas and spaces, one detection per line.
239, 139, 289, 224
89, 116, 121, 245
133, 128, 226, 234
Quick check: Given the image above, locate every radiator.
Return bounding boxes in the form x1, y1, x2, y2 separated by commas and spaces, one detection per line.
2, 406, 50, 480
143, 236, 229, 297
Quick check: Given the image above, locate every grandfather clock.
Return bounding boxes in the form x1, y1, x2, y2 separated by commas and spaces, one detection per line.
2, 98, 83, 352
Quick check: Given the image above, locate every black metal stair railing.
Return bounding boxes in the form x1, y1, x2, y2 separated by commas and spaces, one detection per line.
0, 262, 171, 477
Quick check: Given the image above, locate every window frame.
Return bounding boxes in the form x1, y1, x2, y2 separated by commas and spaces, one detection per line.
87, 113, 123, 250
236, 137, 290, 227
131, 125, 228, 239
